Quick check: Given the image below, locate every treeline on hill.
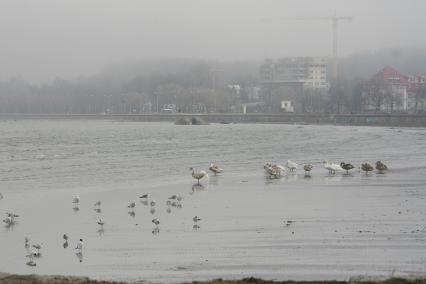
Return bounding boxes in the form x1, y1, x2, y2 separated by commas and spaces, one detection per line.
0, 47, 425, 114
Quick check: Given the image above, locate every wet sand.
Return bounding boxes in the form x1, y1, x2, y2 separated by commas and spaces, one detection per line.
1, 121, 426, 283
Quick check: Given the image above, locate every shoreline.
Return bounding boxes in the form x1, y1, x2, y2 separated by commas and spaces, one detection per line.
1, 113, 426, 127
0, 274, 425, 284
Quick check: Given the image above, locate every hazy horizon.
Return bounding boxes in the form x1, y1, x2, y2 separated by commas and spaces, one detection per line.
1, 0, 425, 82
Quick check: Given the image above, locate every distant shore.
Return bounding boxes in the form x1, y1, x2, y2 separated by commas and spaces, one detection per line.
1, 274, 426, 284
1, 113, 426, 127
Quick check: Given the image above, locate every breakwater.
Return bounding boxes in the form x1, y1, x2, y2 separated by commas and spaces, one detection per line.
1, 113, 426, 127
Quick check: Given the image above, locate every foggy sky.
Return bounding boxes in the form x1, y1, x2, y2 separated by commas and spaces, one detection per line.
1, 0, 425, 82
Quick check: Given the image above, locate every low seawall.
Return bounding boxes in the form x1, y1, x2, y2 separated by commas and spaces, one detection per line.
1, 113, 426, 127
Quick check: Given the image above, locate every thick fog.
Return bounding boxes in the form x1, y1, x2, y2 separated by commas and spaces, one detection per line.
0, 0, 425, 82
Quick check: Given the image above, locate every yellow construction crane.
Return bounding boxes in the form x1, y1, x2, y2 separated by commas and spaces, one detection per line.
263, 12, 352, 84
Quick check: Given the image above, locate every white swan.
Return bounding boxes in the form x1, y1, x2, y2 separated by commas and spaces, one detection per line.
323, 160, 343, 174
190, 167, 207, 184
209, 163, 224, 175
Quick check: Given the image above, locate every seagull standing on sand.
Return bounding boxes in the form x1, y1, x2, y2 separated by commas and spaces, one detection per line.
32, 244, 41, 257
152, 218, 160, 227
168, 195, 182, 202
75, 239, 83, 253
209, 163, 224, 175
193, 216, 201, 229
190, 167, 207, 184
97, 217, 105, 227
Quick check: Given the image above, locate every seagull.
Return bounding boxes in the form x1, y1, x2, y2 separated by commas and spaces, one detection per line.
168, 195, 182, 201
150, 200, 156, 207
63, 234, 69, 241
75, 239, 83, 253
285, 160, 298, 172
193, 216, 201, 223
303, 164, 313, 176
3, 216, 13, 225
209, 163, 224, 175
3, 213, 18, 225
323, 160, 343, 175
72, 195, 80, 204
340, 162, 355, 174
94, 201, 101, 207
32, 244, 41, 257
361, 163, 374, 174
284, 220, 295, 227
25, 254, 37, 266
190, 167, 207, 184
375, 161, 388, 172
152, 218, 160, 227
97, 217, 104, 227
128, 202, 136, 209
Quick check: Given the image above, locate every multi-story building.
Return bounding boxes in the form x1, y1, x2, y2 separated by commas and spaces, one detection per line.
363, 66, 408, 112
260, 57, 329, 89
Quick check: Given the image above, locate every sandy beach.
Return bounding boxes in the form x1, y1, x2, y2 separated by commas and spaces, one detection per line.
1, 120, 426, 283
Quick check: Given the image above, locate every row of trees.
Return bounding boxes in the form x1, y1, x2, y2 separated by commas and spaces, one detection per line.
1, 48, 426, 114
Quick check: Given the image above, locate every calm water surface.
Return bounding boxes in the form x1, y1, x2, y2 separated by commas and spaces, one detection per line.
0, 119, 425, 282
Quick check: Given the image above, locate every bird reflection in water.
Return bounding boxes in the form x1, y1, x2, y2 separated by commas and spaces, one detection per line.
140, 200, 148, 206
94, 208, 101, 214
63, 241, 68, 248
150, 208, 156, 215
76, 252, 83, 263
152, 227, 160, 235
191, 183, 205, 193
128, 211, 136, 218
72, 206, 79, 213
97, 228, 104, 236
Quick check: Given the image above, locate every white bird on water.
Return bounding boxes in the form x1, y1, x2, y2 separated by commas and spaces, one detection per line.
190, 167, 207, 184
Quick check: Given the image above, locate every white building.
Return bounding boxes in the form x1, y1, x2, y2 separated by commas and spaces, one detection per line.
260, 57, 329, 90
